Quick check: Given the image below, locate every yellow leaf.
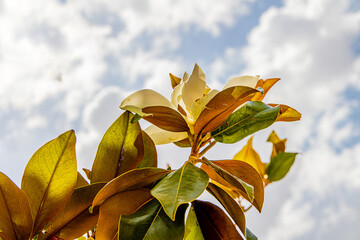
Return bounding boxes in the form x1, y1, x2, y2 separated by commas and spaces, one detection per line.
233, 137, 266, 179
0, 172, 32, 240
21, 130, 77, 237
252, 78, 280, 101
223, 75, 259, 90
96, 188, 153, 240
267, 131, 287, 159
269, 104, 302, 122
169, 73, 181, 89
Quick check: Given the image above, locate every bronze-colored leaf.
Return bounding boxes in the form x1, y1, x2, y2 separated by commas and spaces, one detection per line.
200, 159, 254, 203
142, 106, 189, 132
267, 130, 287, 159
90, 111, 144, 183
92, 168, 169, 208
96, 188, 153, 240
0, 172, 32, 240
207, 182, 246, 236
195, 86, 258, 135
212, 160, 264, 212
76, 172, 89, 188
193, 200, 243, 240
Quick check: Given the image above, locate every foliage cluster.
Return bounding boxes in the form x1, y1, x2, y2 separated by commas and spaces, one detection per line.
0, 64, 301, 240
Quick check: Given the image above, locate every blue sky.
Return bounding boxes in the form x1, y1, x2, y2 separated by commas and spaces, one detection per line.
1, 0, 360, 239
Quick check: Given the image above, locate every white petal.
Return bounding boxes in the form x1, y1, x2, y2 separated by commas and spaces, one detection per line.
120, 89, 175, 116
171, 82, 184, 107
182, 63, 206, 112
223, 75, 260, 90
145, 125, 188, 145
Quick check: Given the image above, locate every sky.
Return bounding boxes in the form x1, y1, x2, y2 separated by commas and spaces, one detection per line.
1, 0, 360, 239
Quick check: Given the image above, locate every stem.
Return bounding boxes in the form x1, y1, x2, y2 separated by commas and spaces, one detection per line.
199, 140, 217, 157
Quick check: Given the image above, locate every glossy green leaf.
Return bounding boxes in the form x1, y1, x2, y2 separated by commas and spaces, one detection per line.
21, 130, 77, 236
137, 131, 157, 168
200, 158, 254, 203
38, 183, 105, 239
184, 206, 204, 240
212, 101, 279, 143
246, 228, 258, 240
91, 111, 144, 183
151, 162, 209, 220
0, 172, 32, 240
96, 189, 153, 240
92, 168, 169, 208
207, 182, 246, 236
212, 160, 264, 212
193, 200, 243, 240
267, 152, 297, 182
195, 86, 259, 135
118, 199, 187, 240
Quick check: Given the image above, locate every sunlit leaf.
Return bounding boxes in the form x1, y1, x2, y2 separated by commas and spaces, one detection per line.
267, 152, 298, 182
200, 159, 254, 203
223, 75, 259, 90
212, 101, 279, 143
173, 138, 192, 148
90, 111, 144, 183
195, 86, 259, 135
212, 160, 264, 212
142, 106, 189, 132
21, 130, 77, 236
207, 182, 246, 236
151, 162, 209, 220
233, 137, 267, 179
82, 168, 91, 181
118, 199, 187, 240
38, 183, 105, 240
92, 168, 169, 208
0, 172, 32, 240
96, 189, 153, 240
252, 78, 280, 101
193, 200, 243, 240
269, 104, 301, 122
75, 172, 89, 188
267, 130, 287, 159
184, 206, 204, 240
137, 131, 157, 168
170, 73, 182, 89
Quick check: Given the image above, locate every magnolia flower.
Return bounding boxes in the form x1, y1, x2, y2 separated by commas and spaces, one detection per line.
120, 64, 262, 145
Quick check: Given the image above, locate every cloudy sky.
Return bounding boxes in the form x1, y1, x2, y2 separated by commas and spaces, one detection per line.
1, 0, 360, 239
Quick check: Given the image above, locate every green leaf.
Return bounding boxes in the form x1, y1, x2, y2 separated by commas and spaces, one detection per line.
90, 111, 144, 183
212, 101, 279, 143
207, 182, 246, 236
151, 162, 209, 220
92, 168, 169, 208
137, 131, 157, 168
267, 152, 297, 182
0, 172, 32, 240
246, 228, 258, 240
193, 200, 243, 240
38, 183, 105, 240
21, 130, 77, 236
184, 206, 204, 240
96, 189, 153, 240
195, 86, 259, 135
118, 199, 187, 240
